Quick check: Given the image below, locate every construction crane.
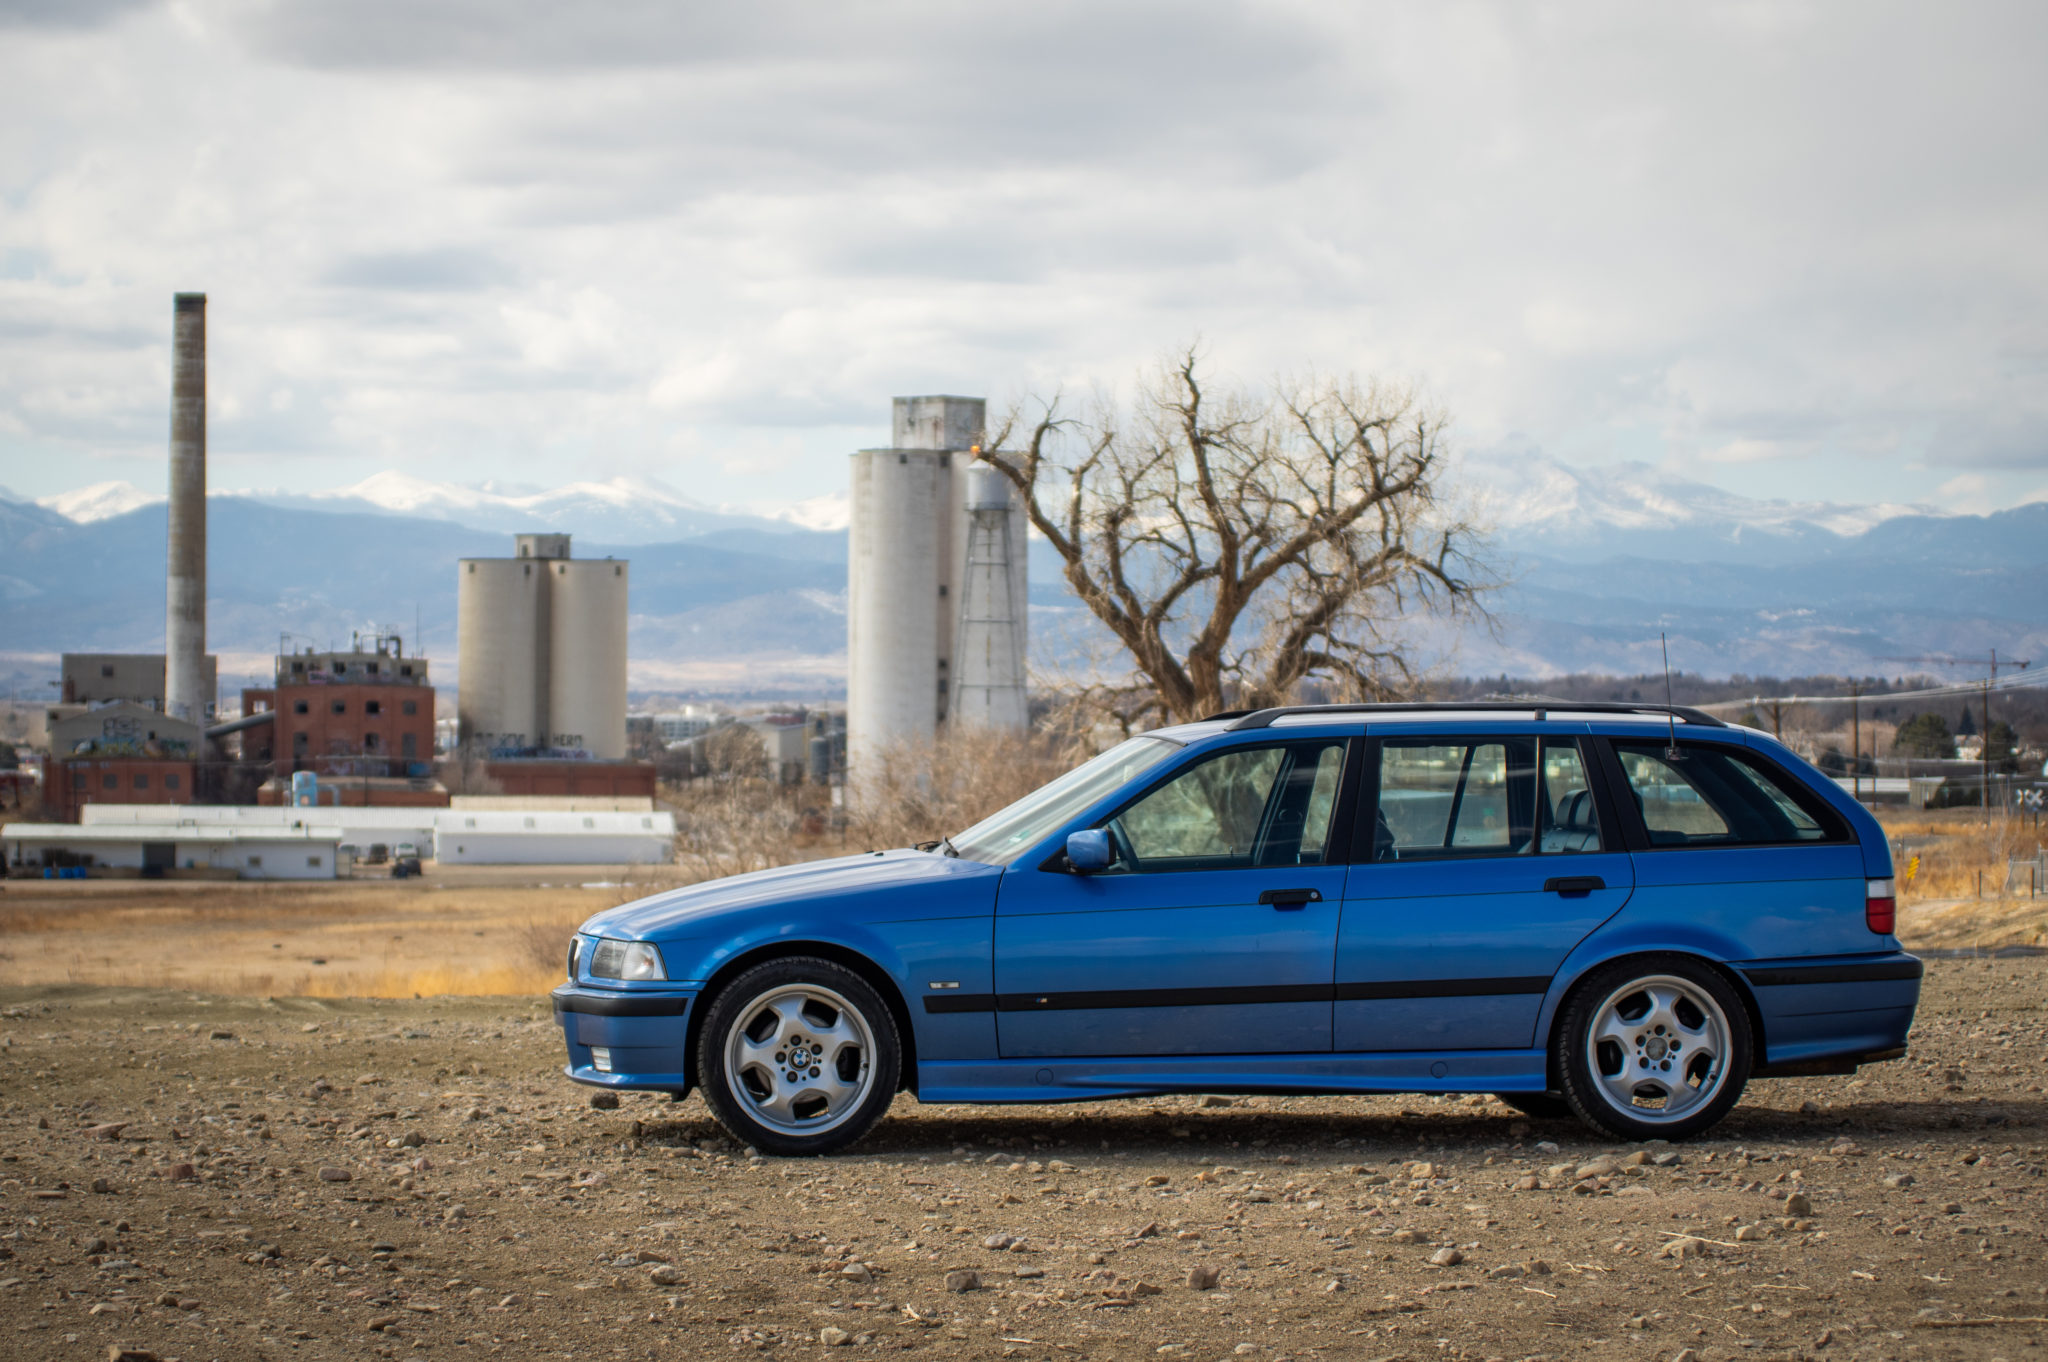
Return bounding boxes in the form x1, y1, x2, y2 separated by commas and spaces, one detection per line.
1876, 650, 2033, 823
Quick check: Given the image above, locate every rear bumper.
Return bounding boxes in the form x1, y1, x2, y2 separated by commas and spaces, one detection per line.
551, 984, 698, 1090
1736, 951, 1921, 1074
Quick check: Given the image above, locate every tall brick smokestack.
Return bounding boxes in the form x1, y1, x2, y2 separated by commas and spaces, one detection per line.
165, 292, 207, 724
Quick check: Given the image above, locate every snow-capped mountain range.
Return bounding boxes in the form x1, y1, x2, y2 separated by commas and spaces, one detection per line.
35, 471, 850, 541
32, 452, 1941, 554
3, 458, 2041, 691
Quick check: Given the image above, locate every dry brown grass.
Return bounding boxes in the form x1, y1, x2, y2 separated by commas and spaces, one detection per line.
0, 880, 645, 998
1879, 811, 2046, 902
1878, 809, 2048, 950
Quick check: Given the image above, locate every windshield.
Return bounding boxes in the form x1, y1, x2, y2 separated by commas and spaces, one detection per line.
949, 736, 1183, 866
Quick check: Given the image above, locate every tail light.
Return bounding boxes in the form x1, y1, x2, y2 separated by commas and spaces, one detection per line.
1866, 878, 1896, 935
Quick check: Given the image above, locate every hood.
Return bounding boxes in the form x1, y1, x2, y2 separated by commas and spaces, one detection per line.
577, 847, 1002, 941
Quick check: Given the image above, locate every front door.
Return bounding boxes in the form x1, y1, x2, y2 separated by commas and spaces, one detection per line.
995, 738, 1354, 1058
1336, 733, 1633, 1051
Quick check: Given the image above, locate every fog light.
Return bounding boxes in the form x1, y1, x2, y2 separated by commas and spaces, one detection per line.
590, 1047, 613, 1073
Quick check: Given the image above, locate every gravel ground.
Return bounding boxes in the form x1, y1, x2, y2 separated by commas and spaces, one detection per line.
0, 957, 2042, 1362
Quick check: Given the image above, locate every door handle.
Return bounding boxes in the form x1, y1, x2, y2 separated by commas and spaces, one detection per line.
1543, 875, 1605, 896
1257, 888, 1323, 909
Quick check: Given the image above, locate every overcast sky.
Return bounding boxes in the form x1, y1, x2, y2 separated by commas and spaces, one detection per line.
2, 0, 2044, 516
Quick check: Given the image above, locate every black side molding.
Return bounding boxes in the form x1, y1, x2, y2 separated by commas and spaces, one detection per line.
1335, 976, 1550, 1001
926, 975, 1557, 1014
923, 993, 997, 1014
998, 983, 1330, 1012
1740, 959, 1924, 987
551, 989, 691, 1018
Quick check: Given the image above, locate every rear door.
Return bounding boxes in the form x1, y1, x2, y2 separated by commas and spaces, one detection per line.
1335, 731, 1634, 1051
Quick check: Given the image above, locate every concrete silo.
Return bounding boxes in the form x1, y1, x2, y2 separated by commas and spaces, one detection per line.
950, 465, 1029, 732
545, 558, 629, 760
847, 444, 949, 780
846, 396, 1029, 785
456, 557, 545, 752
458, 534, 630, 760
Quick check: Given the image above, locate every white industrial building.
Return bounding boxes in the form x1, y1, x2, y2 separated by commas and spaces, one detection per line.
4, 821, 343, 880
73, 803, 675, 867
81, 804, 436, 854
457, 533, 630, 759
433, 810, 676, 865
847, 396, 1028, 783
448, 795, 655, 813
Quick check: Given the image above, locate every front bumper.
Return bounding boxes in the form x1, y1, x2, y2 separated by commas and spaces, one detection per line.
551, 984, 698, 1090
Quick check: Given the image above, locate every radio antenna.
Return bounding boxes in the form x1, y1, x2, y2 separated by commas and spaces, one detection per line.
1660, 632, 1685, 761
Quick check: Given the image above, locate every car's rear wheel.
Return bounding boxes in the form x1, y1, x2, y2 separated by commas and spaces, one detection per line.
1493, 1091, 1574, 1121
1555, 955, 1751, 1142
696, 957, 899, 1157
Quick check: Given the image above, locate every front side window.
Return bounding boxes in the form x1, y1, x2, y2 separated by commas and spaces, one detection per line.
1107, 741, 1346, 872
1612, 742, 1841, 847
1372, 736, 1602, 861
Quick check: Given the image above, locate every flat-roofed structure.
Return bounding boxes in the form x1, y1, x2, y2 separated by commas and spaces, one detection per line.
433, 810, 675, 866
60, 653, 218, 710
3, 821, 342, 880
81, 803, 437, 854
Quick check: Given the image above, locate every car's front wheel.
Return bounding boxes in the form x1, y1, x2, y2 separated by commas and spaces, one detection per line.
696, 957, 899, 1157
1554, 955, 1751, 1141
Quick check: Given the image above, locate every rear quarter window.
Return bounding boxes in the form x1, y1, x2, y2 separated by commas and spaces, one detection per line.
1610, 741, 1849, 848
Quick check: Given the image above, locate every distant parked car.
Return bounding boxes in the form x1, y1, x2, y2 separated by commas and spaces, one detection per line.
553, 703, 1920, 1155
392, 842, 423, 879
364, 843, 390, 865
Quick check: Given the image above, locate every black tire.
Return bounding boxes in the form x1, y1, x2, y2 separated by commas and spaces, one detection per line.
1553, 954, 1752, 1142
1493, 1091, 1574, 1122
695, 956, 900, 1157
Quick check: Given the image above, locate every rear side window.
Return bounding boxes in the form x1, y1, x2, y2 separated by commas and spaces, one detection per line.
1611, 742, 1846, 847
1370, 736, 1603, 861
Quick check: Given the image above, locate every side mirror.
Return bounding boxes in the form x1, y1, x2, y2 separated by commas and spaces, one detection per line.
1065, 828, 1112, 873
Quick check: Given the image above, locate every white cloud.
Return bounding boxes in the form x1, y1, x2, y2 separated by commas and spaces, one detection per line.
1, 0, 2044, 518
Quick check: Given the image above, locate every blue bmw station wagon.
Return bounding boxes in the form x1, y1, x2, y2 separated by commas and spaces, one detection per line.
553, 703, 1920, 1155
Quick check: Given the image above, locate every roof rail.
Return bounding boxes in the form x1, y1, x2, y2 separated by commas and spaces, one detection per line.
1211, 701, 1730, 731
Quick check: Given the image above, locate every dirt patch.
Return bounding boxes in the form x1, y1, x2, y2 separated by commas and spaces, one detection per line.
1, 961, 2043, 1361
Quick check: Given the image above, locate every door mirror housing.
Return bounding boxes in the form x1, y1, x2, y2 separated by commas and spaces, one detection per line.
1064, 828, 1113, 873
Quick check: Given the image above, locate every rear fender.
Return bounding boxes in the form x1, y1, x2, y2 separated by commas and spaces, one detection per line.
1533, 929, 1764, 1084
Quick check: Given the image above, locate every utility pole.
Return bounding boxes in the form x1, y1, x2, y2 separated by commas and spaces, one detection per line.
1877, 650, 2032, 822
1849, 681, 1862, 805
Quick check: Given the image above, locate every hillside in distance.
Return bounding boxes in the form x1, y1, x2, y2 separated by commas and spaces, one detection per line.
4, 453, 2044, 696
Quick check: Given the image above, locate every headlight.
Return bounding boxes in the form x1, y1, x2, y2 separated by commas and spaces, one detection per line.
588, 938, 666, 981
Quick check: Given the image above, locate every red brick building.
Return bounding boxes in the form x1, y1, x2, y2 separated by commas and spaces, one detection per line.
238, 636, 443, 806
477, 760, 656, 799
41, 701, 200, 823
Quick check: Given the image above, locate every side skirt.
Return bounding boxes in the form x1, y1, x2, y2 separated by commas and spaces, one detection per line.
916, 1050, 1548, 1105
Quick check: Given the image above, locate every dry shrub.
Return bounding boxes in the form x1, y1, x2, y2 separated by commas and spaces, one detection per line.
666, 777, 814, 881
845, 728, 1092, 852
661, 727, 1096, 880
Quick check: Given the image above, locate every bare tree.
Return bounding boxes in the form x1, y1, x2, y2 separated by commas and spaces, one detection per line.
981, 349, 1493, 725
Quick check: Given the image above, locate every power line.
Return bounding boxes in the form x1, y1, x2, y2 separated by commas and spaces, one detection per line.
1692, 669, 2048, 711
